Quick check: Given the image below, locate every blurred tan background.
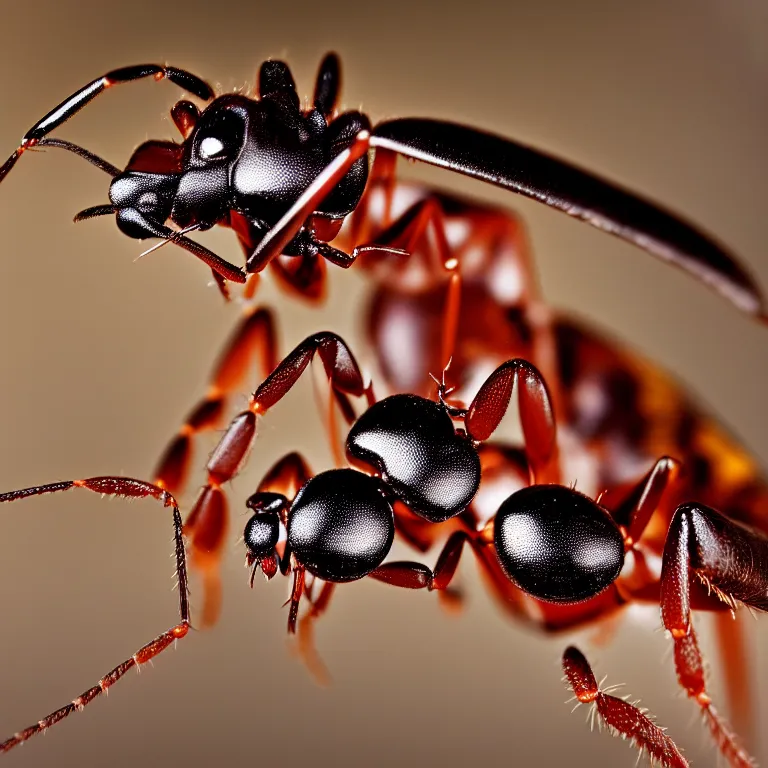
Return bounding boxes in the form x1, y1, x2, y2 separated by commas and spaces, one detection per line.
0, 1, 766, 766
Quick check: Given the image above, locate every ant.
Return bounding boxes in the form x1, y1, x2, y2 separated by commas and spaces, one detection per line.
1, 51, 766, 768
0, 53, 764, 315
2, 331, 766, 768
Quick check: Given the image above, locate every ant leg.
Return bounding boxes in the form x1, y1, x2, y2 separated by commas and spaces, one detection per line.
370, 120, 764, 319
153, 306, 277, 496
287, 566, 306, 635
346, 147, 398, 247
660, 503, 768, 768
562, 647, 689, 768
297, 581, 336, 686
251, 331, 367, 414
368, 531, 468, 591
465, 358, 559, 484
354, 196, 465, 369
611, 456, 682, 547
713, 609, 755, 753
0, 477, 189, 753
257, 452, 313, 498
1, 64, 214, 182
187, 333, 366, 626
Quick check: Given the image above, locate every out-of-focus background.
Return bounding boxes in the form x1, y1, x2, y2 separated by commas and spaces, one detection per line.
0, 1, 765, 766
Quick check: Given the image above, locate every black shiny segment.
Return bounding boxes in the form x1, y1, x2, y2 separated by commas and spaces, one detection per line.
109, 170, 179, 232
347, 394, 480, 522
243, 506, 281, 561
372, 118, 764, 317
106, 64, 163, 82
164, 67, 216, 102
494, 485, 624, 603
115, 207, 167, 239
287, 469, 394, 582
258, 60, 300, 112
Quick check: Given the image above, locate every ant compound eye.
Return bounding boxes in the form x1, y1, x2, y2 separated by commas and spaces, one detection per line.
193, 108, 245, 164
493, 485, 624, 604
200, 137, 225, 158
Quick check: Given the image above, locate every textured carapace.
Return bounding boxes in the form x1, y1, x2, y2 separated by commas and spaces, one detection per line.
285, 469, 395, 582
1, 51, 767, 768
493, 484, 625, 603
347, 394, 481, 522
0, 54, 764, 315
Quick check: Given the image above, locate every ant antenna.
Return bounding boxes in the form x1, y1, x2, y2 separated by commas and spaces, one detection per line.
136, 223, 202, 261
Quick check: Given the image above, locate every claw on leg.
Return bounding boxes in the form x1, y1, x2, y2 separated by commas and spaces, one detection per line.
562, 646, 689, 768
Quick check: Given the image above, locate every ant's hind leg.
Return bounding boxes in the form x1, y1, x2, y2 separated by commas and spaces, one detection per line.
660, 503, 768, 767
562, 646, 689, 768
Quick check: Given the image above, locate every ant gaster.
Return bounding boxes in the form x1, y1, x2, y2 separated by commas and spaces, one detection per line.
0, 54, 763, 315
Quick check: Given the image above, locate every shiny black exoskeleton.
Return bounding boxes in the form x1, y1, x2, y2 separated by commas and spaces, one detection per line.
244, 393, 481, 583
347, 394, 481, 523
246, 469, 394, 582
1, 54, 763, 313
494, 485, 625, 603
110, 63, 370, 265
242, 340, 628, 606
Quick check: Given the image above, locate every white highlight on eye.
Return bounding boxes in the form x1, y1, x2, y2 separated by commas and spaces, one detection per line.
200, 137, 225, 158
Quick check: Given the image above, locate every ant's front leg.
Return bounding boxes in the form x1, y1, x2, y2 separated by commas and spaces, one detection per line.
660, 503, 768, 768
153, 306, 277, 496
185, 332, 367, 627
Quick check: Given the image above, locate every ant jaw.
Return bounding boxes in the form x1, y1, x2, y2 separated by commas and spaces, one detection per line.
73, 204, 116, 222
246, 553, 279, 587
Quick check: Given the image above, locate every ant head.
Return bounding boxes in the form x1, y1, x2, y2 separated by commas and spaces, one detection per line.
243, 492, 284, 566
170, 97, 250, 228
108, 140, 182, 239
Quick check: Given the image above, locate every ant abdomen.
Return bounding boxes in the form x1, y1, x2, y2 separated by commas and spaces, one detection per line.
494, 484, 625, 604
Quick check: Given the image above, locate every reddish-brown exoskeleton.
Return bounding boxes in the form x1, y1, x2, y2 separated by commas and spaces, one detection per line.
341, 177, 768, 767
0, 53, 766, 768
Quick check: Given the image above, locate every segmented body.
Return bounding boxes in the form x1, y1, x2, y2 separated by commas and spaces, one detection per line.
0, 53, 765, 768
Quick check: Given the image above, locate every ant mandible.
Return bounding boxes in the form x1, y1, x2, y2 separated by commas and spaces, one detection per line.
0, 53, 764, 315
3, 331, 766, 768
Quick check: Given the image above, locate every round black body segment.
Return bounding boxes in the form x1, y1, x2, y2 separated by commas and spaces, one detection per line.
243, 492, 284, 561
493, 485, 625, 603
287, 469, 395, 582
346, 394, 481, 523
